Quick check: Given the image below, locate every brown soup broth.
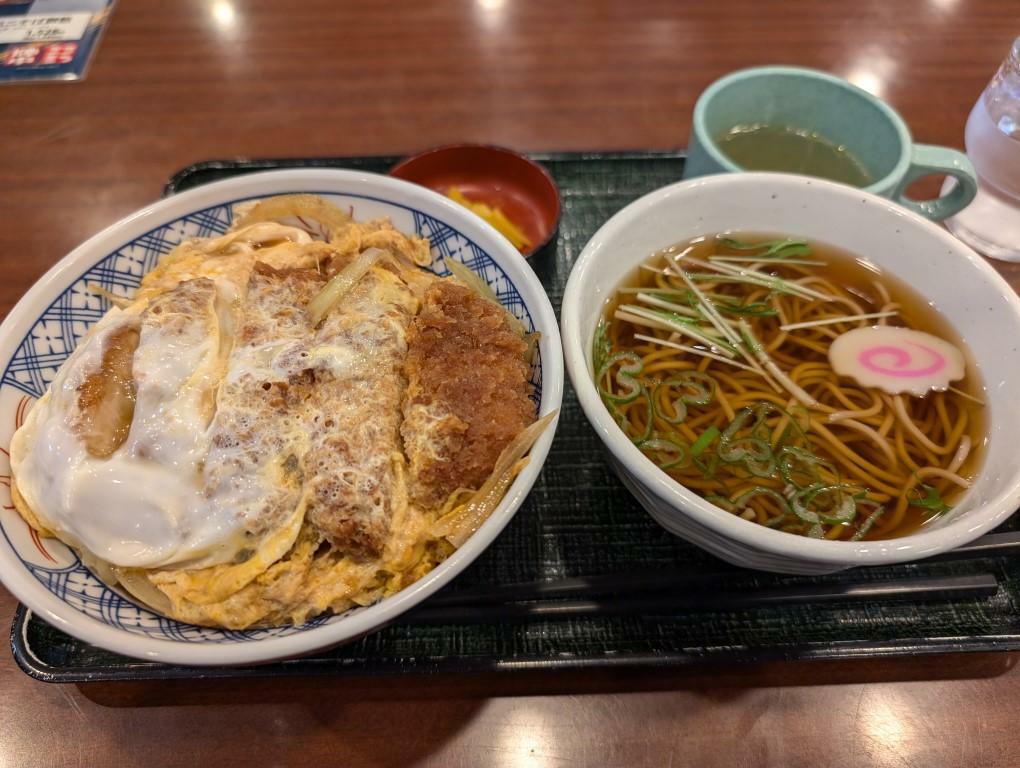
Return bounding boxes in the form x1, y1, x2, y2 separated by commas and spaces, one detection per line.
598, 234, 985, 541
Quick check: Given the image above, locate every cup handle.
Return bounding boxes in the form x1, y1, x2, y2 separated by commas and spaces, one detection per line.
892, 144, 978, 222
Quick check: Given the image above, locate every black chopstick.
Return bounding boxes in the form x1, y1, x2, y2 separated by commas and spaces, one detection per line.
426, 569, 731, 608
931, 531, 1020, 561
428, 526, 1020, 611
428, 530, 1020, 610
406, 573, 998, 625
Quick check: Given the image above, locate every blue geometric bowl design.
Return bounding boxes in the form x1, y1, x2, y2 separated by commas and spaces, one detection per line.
0, 193, 541, 643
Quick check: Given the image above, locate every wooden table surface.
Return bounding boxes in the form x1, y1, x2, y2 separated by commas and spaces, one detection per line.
1, 1, 1018, 766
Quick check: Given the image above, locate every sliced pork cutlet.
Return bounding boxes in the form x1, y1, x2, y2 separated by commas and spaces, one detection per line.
302, 266, 417, 559
401, 280, 536, 512
202, 263, 323, 550
126, 277, 229, 461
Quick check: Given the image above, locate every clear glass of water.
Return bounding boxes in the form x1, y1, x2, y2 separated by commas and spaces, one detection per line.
945, 38, 1020, 261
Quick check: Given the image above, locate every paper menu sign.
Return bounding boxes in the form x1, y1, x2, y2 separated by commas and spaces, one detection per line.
0, 0, 115, 83
0, 12, 91, 43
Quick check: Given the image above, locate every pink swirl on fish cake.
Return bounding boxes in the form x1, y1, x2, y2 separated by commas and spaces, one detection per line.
858, 342, 945, 379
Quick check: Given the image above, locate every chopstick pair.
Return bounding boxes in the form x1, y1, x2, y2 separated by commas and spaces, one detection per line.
401, 531, 1020, 625
406, 574, 998, 625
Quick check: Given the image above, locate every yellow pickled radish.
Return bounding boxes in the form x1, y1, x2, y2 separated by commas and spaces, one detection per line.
446, 187, 532, 252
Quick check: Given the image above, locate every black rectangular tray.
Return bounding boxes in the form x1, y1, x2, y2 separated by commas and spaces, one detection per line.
12, 151, 1020, 682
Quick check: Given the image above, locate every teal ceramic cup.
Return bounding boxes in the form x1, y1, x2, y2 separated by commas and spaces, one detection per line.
683, 66, 978, 221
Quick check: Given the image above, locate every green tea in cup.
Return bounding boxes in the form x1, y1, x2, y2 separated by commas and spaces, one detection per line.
683, 66, 978, 221
714, 124, 873, 187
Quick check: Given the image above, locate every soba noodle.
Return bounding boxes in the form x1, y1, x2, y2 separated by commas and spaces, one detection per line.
595, 234, 984, 541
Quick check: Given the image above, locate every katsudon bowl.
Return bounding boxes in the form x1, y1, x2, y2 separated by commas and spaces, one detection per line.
0, 169, 562, 666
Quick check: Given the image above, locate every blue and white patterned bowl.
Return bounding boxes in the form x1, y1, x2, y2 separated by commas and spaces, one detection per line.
0, 169, 563, 665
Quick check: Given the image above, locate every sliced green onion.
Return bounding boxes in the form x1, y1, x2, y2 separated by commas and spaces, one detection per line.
617, 305, 736, 353
705, 494, 736, 512
908, 483, 952, 515
719, 408, 755, 445
731, 487, 792, 517
652, 372, 716, 424
666, 259, 745, 348
719, 236, 810, 258
596, 352, 644, 404
629, 396, 654, 446
791, 484, 858, 525
715, 299, 778, 317
308, 247, 383, 325
722, 403, 782, 442
851, 504, 886, 541
592, 319, 612, 375
738, 320, 765, 355
790, 486, 822, 524
718, 415, 776, 477
634, 292, 704, 321
640, 438, 688, 469
768, 243, 812, 258
635, 287, 778, 316
735, 319, 818, 407
816, 490, 857, 525
779, 446, 830, 487
719, 237, 787, 251
769, 402, 812, 444
709, 256, 824, 266
746, 444, 777, 477
682, 272, 802, 294
691, 425, 720, 457
614, 286, 687, 296
779, 310, 898, 332
603, 394, 653, 447
679, 256, 833, 302
693, 453, 722, 481
633, 333, 760, 373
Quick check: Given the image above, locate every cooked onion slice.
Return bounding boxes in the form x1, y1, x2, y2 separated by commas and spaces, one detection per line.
444, 258, 526, 338
112, 566, 174, 616
86, 283, 133, 309
234, 194, 352, 241
307, 247, 384, 325
445, 257, 499, 304
432, 410, 557, 548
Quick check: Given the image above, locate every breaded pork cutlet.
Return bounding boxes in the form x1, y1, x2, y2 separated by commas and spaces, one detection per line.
401, 280, 536, 510
303, 263, 417, 559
